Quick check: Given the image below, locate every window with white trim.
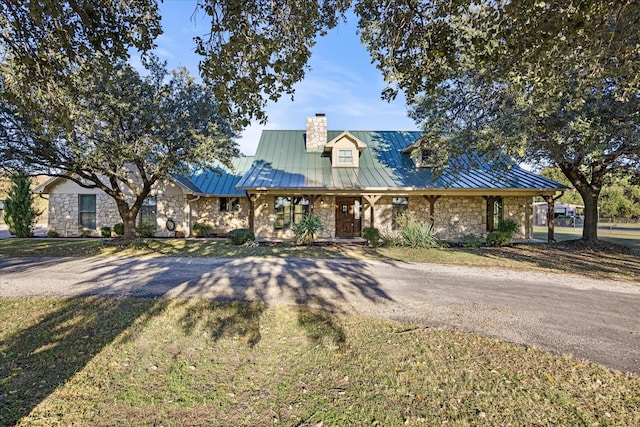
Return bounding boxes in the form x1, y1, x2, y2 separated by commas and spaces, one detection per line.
337, 149, 354, 165
139, 195, 157, 229
78, 194, 96, 229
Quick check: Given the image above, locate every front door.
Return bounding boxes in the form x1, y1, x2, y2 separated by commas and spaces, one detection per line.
335, 197, 362, 238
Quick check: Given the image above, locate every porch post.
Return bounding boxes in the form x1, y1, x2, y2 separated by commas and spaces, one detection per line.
363, 194, 382, 228
544, 195, 555, 242
544, 192, 565, 242
423, 195, 441, 224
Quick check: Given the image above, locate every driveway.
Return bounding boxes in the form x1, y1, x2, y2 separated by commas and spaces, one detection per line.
0, 256, 638, 375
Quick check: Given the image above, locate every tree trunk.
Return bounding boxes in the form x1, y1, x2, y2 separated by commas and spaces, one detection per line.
116, 201, 139, 241
578, 188, 599, 241
558, 162, 604, 243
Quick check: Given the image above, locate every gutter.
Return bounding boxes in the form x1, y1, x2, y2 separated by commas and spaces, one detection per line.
186, 195, 202, 237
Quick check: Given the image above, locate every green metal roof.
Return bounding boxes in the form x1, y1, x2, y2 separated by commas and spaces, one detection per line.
181, 156, 254, 196
236, 130, 568, 192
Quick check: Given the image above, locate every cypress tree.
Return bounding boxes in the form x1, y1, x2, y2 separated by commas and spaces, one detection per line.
4, 172, 38, 238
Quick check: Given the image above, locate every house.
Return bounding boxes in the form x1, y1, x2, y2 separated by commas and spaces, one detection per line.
36, 114, 567, 239
35, 158, 253, 237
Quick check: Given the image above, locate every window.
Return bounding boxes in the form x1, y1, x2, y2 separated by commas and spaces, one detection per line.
486, 196, 503, 232
220, 197, 240, 212
392, 197, 408, 230
275, 196, 310, 230
139, 196, 157, 229
293, 196, 310, 224
275, 196, 292, 230
78, 194, 96, 229
337, 149, 354, 165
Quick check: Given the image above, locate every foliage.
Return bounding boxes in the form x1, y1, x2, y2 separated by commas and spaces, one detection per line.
395, 212, 439, 249
0, 1, 161, 82
194, 0, 351, 127
192, 222, 214, 238
291, 213, 324, 245
459, 234, 483, 249
380, 231, 403, 247
226, 228, 255, 245
361, 227, 380, 247
136, 225, 155, 238
100, 227, 112, 238
356, 1, 640, 242
3, 172, 39, 238
485, 218, 519, 247
113, 223, 125, 236
486, 232, 513, 247
46, 230, 59, 238
496, 218, 519, 235
1, 56, 237, 240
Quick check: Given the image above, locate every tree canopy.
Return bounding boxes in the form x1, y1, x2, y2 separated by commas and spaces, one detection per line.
357, 0, 640, 241
1, 57, 237, 239
2, 0, 639, 242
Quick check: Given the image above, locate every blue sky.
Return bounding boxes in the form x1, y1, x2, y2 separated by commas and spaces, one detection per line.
150, 1, 417, 155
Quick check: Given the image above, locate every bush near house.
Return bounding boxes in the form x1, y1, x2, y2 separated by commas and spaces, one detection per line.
3, 172, 39, 238
362, 227, 381, 247
486, 218, 519, 247
192, 222, 214, 237
460, 233, 483, 248
100, 226, 112, 238
226, 228, 255, 245
395, 212, 439, 248
136, 225, 155, 238
113, 223, 125, 236
291, 213, 324, 245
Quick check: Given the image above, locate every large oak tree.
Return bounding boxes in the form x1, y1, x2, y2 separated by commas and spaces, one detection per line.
1, 57, 237, 239
356, 0, 640, 241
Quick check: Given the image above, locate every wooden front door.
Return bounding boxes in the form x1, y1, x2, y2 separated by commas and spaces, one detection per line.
335, 197, 362, 238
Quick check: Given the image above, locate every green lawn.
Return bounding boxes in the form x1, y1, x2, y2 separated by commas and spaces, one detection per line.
533, 225, 640, 249
2, 298, 638, 426
1, 238, 638, 425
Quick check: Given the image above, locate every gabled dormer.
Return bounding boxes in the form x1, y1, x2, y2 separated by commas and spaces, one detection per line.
402, 138, 447, 168
324, 131, 367, 168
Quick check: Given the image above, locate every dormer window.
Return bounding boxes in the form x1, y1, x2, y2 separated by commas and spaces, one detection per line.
324, 131, 367, 168
402, 139, 447, 168
338, 149, 354, 165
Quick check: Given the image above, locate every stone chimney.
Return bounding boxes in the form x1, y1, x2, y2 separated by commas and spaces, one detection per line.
305, 113, 327, 152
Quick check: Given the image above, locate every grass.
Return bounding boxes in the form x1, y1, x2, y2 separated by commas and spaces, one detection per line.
1, 297, 638, 426
2, 236, 638, 281
533, 225, 640, 249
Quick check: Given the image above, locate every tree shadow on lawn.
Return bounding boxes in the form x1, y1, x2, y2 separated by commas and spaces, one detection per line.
474, 241, 640, 281
0, 256, 392, 424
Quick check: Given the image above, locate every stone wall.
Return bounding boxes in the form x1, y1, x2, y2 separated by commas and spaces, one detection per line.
156, 194, 190, 237
48, 193, 120, 237
253, 195, 334, 239
503, 196, 533, 239
48, 192, 191, 237
192, 196, 249, 234
369, 195, 532, 241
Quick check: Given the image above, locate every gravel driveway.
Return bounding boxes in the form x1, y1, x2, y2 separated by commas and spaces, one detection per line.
1, 256, 638, 375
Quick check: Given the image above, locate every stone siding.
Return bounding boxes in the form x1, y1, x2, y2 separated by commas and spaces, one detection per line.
368, 195, 532, 241
156, 194, 190, 237
48, 193, 119, 237
192, 196, 249, 234
253, 195, 334, 239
